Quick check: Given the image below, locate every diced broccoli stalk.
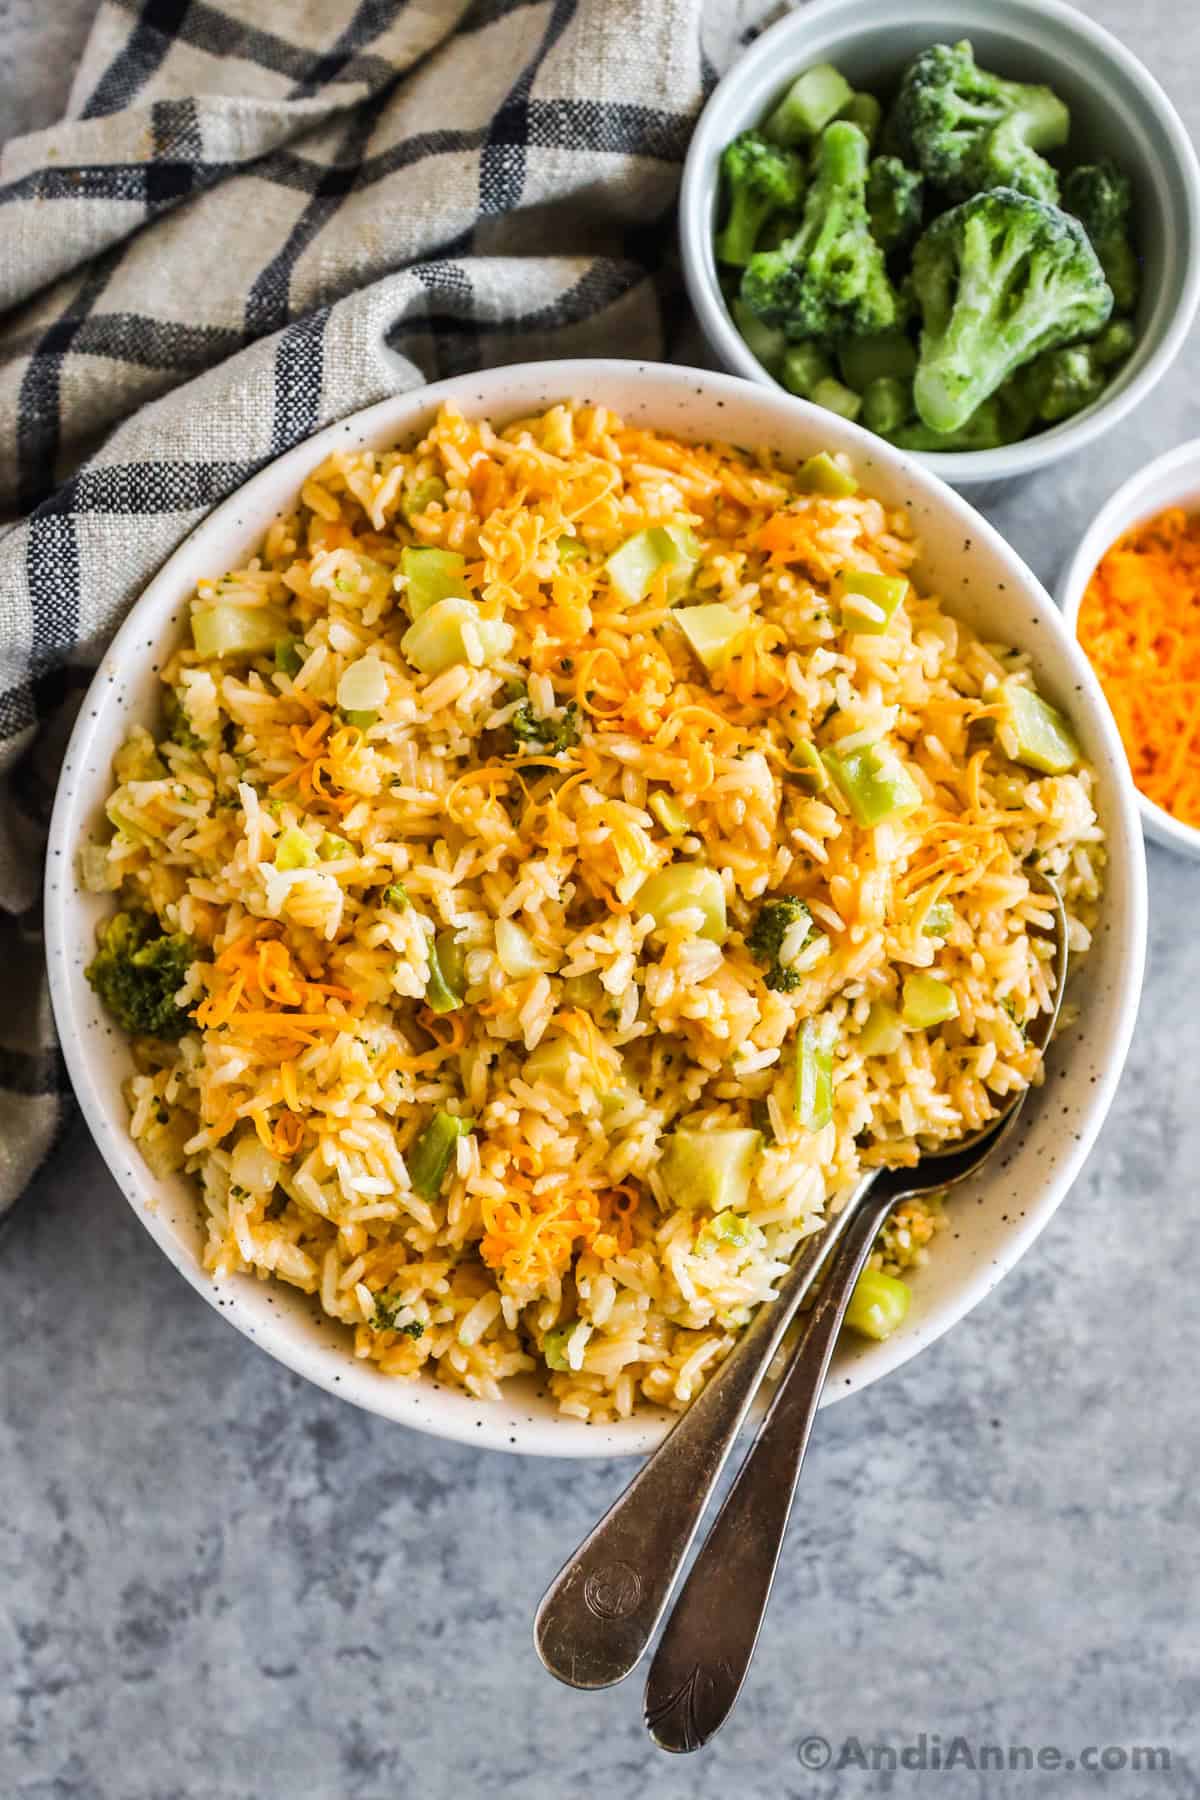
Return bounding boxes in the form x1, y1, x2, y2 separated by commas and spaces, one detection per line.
795, 1016, 835, 1131
781, 342, 834, 399
1091, 318, 1137, 370
191, 602, 290, 662
891, 40, 1069, 203
836, 569, 909, 634
822, 742, 922, 826
605, 525, 699, 603
542, 1325, 575, 1370
649, 792, 690, 836
401, 546, 468, 617
731, 297, 788, 375
740, 122, 901, 341
1062, 161, 1140, 315
400, 596, 514, 674
659, 1126, 760, 1212
786, 737, 829, 792
763, 63, 854, 147
274, 636, 305, 679
408, 1111, 473, 1200
901, 971, 959, 1029
857, 1001, 904, 1058
810, 376, 862, 423
838, 331, 916, 391
85, 910, 197, 1040
866, 155, 924, 253
716, 131, 807, 267
922, 901, 955, 937
401, 477, 446, 519
674, 602, 747, 672
998, 679, 1081, 774
845, 1267, 911, 1340
636, 863, 728, 943
862, 375, 912, 436
794, 451, 858, 497
424, 930, 466, 1013
274, 826, 317, 871
838, 92, 882, 149
910, 188, 1113, 435
747, 896, 813, 992
510, 696, 580, 755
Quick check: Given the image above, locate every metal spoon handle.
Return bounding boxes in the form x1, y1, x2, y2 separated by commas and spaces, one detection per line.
533, 1174, 878, 1690
643, 1185, 896, 1752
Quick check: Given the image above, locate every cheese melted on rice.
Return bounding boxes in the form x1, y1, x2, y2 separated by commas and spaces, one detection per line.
87, 402, 1103, 1421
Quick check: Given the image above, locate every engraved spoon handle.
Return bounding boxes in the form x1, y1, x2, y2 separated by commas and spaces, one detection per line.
533, 1172, 879, 1690
643, 1183, 897, 1751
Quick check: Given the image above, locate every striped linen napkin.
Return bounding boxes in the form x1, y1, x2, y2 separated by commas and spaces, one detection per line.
0, 0, 777, 1217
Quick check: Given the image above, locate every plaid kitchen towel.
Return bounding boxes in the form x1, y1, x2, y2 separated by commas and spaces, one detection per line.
0, 0, 778, 1213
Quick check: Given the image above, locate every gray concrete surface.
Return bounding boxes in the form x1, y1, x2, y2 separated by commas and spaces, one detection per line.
2, 2, 1197, 1795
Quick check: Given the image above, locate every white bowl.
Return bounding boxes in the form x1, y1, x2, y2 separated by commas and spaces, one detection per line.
45, 359, 1147, 1456
678, 0, 1200, 489
1059, 437, 1200, 859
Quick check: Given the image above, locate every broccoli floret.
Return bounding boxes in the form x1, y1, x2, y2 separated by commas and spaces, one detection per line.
510, 698, 580, 756
740, 121, 900, 340
162, 687, 204, 752
910, 188, 1113, 435
371, 1291, 425, 1336
716, 131, 807, 268
1062, 161, 1140, 314
891, 40, 1069, 203
866, 156, 924, 253
746, 896, 813, 992
85, 911, 197, 1040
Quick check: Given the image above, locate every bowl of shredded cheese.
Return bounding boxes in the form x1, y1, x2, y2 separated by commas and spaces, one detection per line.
1060, 439, 1200, 859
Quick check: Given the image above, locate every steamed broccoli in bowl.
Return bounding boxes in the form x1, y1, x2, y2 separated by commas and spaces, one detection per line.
713, 39, 1141, 455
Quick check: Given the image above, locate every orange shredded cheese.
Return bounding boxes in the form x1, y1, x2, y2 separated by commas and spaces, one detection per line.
1077, 505, 1200, 827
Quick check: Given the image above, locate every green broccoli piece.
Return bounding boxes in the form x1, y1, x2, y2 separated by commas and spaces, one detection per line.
85, 911, 197, 1040
763, 63, 853, 147
716, 131, 807, 268
1062, 161, 1140, 315
866, 156, 924, 253
887, 394, 1019, 452
1007, 325, 1136, 428
861, 375, 912, 435
891, 39, 1069, 203
740, 121, 900, 341
910, 188, 1113, 435
510, 698, 580, 756
746, 896, 813, 992
839, 92, 882, 151
371, 1291, 425, 1336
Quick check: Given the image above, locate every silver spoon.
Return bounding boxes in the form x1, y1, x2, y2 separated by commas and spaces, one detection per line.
535, 872, 1067, 1699
643, 874, 1068, 1752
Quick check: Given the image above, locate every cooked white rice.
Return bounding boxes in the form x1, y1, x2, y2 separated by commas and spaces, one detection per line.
83, 401, 1103, 1422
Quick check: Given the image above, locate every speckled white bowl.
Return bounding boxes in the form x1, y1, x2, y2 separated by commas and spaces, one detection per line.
679, 0, 1200, 488
45, 359, 1147, 1456
1059, 437, 1200, 860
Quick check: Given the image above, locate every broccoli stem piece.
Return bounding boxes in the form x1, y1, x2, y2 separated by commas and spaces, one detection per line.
716, 131, 808, 268
763, 63, 853, 147
910, 188, 1113, 435
838, 92, 882, 150
862, 375, 912, 435
892, 39, 1069, 203
781, 342, 834, 398
1062, 161, 1140, 315
740, 121, 900, 341
811, 376, 862, 423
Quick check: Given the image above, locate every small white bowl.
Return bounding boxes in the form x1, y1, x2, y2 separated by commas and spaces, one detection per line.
45, 359, 1147, 1455
679, 0, 1200, 488
1059, 438, 1200, 859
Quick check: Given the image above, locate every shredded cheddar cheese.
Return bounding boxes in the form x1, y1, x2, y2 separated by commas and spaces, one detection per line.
1078, 505, 1200, 827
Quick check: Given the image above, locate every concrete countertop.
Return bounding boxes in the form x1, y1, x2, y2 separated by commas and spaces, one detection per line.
2, 2, 1197, 1794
